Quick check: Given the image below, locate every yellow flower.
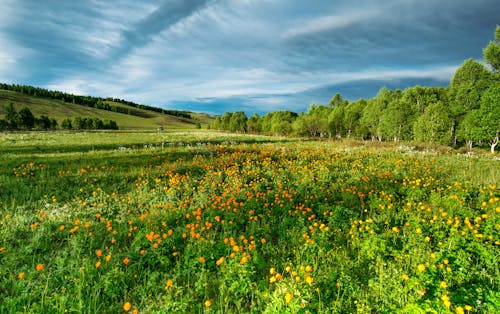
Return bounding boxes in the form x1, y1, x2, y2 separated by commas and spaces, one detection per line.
204, 300, 212, 307
18, 272, 25, 279
216, 256, 225, 266
464, 305, 472, 311
285, 293, 293, 303
165, 279, 173, 290
199, 257, 205, 263
123, 301, 132, 312
95, 261, 101, 268
305, 265, 313, 272
305, 274, 314, 285
417, 264, 425, 272
270, 267, 276, 275
455, 306, 464, 314
105, 254, 112, 262
441, 295, 451, 308
402, 274, 409, 281
439, 281, 447, 289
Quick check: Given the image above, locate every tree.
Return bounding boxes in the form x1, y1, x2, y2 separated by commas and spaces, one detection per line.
229, 111, 247, 133
448, 59, 493, 145
328, 93, 348, 108
247, 113, 261, 133
478, 84, 500, 153
483, 25, 500, 72
17, 107, 35, 129
328, 105, 344, 138
413, 101, 453, 145
5, 102, 17, 129
343, 99, 366, 138
61, 118, 72, 130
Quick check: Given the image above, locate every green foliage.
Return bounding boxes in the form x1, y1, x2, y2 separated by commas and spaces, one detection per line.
413, 101, 453, 145
483, 25, 500, 72
0, 131, 498, 313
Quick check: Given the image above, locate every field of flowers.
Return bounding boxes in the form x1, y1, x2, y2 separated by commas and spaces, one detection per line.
0, 131, 498, 313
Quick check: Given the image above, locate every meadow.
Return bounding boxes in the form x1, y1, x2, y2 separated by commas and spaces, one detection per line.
0, 131, 498, 313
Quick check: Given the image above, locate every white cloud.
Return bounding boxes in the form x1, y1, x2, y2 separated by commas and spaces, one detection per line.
283, 10, 381, 39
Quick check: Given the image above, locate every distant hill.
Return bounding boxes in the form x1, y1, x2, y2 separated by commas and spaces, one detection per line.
0, 84, 214, 130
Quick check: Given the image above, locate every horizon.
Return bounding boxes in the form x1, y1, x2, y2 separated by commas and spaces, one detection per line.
1, 0, 498, 115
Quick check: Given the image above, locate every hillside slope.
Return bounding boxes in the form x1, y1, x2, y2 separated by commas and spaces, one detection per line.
0, 89, 214, 130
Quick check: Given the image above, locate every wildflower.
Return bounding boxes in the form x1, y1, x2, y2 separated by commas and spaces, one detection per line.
165, 279, 173, 290
59, 225, 65, 231
270, 267, 276, 275
239, 256, 247, 265
96, 249, 103, 257
441, 295, 451, 308
123, 301, 132, 312
417, 264, 425, 272
455, 306, 464, 314
95, 261, 101, 268
199, 257, 205, 263
105, 254, 112, 262
123, 257, 130, 265
305, 265, 312, 272
464, 305, 472, 311
305, 274, 313, 285
204, 300, 212, 307
18, 272, 25, 279
216, 256, 225, 266
36, 263, 44, 271
285, 293, 293, 303
440, 281, 448, 289
402, 274, 409, 281
392, 226, 400, 233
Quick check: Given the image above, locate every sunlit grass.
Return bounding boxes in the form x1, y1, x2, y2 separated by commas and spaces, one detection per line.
0, 131, 498, 313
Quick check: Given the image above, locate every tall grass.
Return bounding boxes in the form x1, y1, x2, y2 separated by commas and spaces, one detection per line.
0, 132, 498, 313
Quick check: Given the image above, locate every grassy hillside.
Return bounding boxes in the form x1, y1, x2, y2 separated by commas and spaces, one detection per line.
0, 89, 214, 130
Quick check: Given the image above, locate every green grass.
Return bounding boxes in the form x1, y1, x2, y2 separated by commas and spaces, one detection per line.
0, 131, 499, 313
0, 90, 214, 130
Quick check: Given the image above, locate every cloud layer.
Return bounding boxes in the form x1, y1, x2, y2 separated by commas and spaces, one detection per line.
1, 0, 498, 114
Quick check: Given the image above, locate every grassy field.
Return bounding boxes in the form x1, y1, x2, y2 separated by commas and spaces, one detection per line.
0, 90, 214, 130
0, 131, 498, 313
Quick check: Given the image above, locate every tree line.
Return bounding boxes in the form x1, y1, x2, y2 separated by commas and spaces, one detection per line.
213, 27, 500, 153
0, 103, 118, 131
0, 84, 193, 120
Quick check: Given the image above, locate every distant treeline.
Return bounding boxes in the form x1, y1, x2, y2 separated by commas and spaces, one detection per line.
0, 103, 118, 131
0, 83, 192, 120
214, 27, 500, 153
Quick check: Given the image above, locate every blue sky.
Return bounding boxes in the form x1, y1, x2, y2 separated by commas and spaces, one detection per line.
0, 0, 498, 115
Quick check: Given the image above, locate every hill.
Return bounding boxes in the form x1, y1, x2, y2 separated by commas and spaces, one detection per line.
0, 87, 214, 130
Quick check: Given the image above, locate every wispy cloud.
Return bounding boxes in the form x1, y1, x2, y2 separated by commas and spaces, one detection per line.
1, 0, 498, 114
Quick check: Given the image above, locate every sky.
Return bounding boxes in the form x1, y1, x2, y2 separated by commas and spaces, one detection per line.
0, 0, 498, 115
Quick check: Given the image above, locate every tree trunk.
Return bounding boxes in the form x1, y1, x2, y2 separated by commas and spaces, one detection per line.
466, 140, 473, 151
490, 136, 498, 154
